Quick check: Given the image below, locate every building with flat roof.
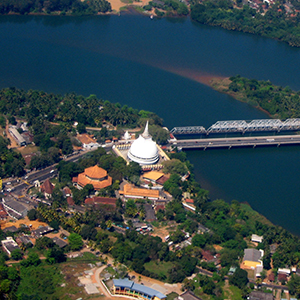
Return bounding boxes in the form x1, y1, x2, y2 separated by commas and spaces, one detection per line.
73, 165, 112, 191
119, 184, 160, 200
2, 198, 27, 219
112, 279, 166, 300
8, 127, 26, 146
1, 237, 20, 256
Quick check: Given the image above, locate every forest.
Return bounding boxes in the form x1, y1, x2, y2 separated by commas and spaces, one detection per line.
191, 0, 300, 47
0, 0, 111, 14
211, 75, 300, 119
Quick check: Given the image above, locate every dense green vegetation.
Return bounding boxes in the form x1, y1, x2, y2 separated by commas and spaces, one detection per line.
0, 0, 111, 15
191, 0, 300, 47
212, 75, 300, 119
0, 135, 25, 177
143, 0, 189, 16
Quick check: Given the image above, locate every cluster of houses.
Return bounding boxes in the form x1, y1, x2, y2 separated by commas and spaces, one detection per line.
1, 225, 68, 257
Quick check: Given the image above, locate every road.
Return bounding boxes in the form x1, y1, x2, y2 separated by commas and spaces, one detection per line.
171, 134, 300, 149
3, 147, 111, 200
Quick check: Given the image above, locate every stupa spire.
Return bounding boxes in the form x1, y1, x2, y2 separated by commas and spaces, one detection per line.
142, 121, 150, 139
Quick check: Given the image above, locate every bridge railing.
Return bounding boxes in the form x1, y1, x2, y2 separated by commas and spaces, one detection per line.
171, 118, 300, 135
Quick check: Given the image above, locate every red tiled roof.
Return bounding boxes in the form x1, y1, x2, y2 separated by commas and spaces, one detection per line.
278, 273, 287, 281
185, 199, 194, 204
85, 197, 117, 207
268, 273, 275, 281
63, 187, 72, 194
41, 179, 54, 194
67, 197, 75, 206
201, 249, 214, 262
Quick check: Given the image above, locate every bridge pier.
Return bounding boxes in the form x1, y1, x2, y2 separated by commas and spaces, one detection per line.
228, 145, 232, 149
253, 144, 256, 148
277, 143, 280, 147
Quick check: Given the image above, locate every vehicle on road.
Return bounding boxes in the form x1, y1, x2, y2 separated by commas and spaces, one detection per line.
50, 170, 55, 173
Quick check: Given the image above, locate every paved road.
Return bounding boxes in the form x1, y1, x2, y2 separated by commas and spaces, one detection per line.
171, 135, 300, 149
3, 147, 110, 200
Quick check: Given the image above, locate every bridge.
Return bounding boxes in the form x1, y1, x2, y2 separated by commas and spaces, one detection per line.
170, 118, 300, 135
170, 135, 300, 149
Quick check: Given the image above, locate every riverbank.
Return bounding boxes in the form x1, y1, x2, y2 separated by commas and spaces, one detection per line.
207, 76, 295, 119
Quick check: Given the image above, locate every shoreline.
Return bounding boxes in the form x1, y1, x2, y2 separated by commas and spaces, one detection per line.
208, 76, 274, 119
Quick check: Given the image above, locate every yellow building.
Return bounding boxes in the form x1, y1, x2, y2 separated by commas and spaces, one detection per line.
242, 248, 264, 275
112, 279, 166, 300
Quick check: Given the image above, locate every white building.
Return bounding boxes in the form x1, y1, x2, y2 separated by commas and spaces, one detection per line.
128, 121, 159, 165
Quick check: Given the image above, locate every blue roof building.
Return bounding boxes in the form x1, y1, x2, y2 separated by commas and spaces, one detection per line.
113, 279, 166, 300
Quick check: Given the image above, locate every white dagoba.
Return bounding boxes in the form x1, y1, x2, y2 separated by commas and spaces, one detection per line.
128, 121, 159, 165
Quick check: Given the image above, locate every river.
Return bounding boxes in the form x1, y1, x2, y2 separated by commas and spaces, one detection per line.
1, 13, 300, 234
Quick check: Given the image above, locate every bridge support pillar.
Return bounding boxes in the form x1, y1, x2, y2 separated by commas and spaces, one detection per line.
253, 144, 256, 148
277, 143, 280, 147
228, 145, 232, 149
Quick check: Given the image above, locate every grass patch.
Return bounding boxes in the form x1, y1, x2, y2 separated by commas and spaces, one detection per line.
223, 285, 243, 300
144, 261, 174, 278
167, 292, 179, 300
240, 203, 273, 226
17, 145, 39, 155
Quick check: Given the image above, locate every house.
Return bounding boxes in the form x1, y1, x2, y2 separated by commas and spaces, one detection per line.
2, 198, 27, 219
73, 165, 112, 191
31, 226, 54, 238
278, 273, 287, 282
85, 196, 117, 207
1, 237, 20, 256
251, 234, 263, 243
182, 199, 196, 212
3, 226, 18, 233
8, 126, 26, 146
76, 134, 100, 150
201, 249, 215, 262
62, 187, 72, 197
119, 184, 160, 200
16, 236, 33, 247
40, 179, 55, 199
242, 248, 264, 276
67, 197, 75, 206
52, 237, 68, 248
177, 291, 203, 300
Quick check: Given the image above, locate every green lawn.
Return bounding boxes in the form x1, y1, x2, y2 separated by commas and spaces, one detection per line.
144, 261, 174, 278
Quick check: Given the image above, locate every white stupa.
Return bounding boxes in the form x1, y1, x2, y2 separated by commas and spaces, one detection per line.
128, 121, 159, 165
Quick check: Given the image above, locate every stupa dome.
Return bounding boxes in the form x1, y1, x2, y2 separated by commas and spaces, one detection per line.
128, 122, 159, 165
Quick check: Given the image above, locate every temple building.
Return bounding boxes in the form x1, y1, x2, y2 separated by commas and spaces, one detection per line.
72, 165, 112, 191
128, 121, 159, 165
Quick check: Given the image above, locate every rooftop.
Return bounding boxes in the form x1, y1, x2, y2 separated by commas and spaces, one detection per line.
120, 184, 160, 199
76, 133, 95, 145
143, 171, 164, 181
243, 248, 263, 262
113, 279, 166, 299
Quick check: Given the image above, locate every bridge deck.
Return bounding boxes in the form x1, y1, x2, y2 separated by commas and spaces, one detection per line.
171, 118, 300, 135
170, 135, 300, 149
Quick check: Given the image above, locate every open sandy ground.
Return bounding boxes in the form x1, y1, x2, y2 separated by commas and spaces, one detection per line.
109, 0, 150, 12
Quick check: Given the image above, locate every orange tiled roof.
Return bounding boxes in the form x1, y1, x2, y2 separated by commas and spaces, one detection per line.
76, 134, 95, 145
120, 184, 159, 198
85, 165, 107, 179
143, 171, 164, 181
77, 173, 112, 190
